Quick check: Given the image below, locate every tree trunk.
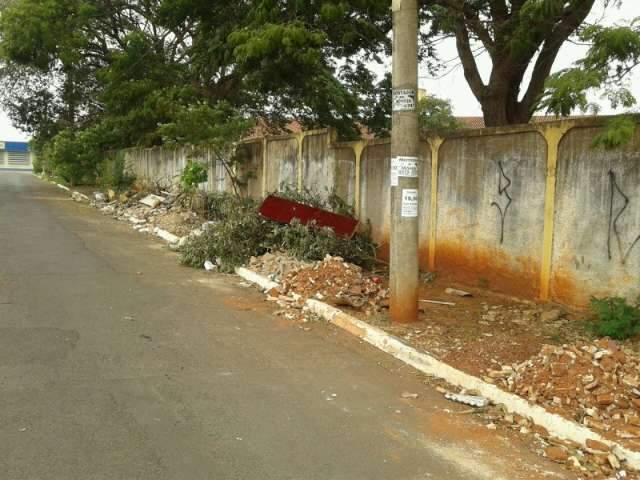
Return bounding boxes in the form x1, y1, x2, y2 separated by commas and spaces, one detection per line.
481, 80, 536, 127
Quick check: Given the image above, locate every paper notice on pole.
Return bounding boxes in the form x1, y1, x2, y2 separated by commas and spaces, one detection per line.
390, 156, 418, 186
401, 189, 419, 217
392, 89, 416, 112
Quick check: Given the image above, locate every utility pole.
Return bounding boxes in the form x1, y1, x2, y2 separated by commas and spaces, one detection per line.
390, 0, 419, 324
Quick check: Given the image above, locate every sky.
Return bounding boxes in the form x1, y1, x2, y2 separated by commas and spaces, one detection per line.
0, 0, 638, 142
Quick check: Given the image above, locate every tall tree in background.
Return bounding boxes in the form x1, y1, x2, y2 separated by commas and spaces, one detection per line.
422, 0, 640, 127
0, 0, 391, 145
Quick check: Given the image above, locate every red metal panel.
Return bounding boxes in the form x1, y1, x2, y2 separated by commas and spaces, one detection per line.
259, 195, 359, 238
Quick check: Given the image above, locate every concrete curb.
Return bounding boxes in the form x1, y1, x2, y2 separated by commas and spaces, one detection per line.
43, 177, 184, 248
154, 227, 180, 245
235, 267, 279, 292
235, 267, 640, 470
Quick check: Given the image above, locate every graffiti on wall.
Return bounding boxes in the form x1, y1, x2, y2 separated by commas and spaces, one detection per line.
490, 160, 513, 244
607, 170, 640, 264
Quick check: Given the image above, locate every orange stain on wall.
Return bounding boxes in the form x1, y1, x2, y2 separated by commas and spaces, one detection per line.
434, 241, 541, 299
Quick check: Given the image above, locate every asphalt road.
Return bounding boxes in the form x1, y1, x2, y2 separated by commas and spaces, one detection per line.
0, 172, 571, 480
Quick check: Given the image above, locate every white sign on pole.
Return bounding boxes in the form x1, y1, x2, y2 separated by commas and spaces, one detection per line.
392, 89, 416, 112
0, 142, 5, 150
401, 189, 419, 217
390, 156, 418, 186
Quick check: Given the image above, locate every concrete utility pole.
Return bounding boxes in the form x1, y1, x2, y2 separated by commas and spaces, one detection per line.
390, 0, 420, 324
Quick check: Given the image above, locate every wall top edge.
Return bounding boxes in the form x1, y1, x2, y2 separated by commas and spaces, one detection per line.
114, 116, 638, 154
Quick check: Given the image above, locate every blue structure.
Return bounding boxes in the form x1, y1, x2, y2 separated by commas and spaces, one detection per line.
3, 141, 30, 153
0, 140, 33, 169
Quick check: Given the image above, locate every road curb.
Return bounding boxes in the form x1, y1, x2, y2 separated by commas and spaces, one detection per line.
39, 176, 185, 247
235, 267, 640, 470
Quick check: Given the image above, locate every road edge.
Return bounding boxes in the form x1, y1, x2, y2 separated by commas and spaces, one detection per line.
235, 266, 640, 470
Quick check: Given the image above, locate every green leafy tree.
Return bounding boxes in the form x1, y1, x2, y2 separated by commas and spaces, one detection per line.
159, 102, 255, 197
421, 0, 640, 127
0, 0, 393, 180
418, 95, 461, 136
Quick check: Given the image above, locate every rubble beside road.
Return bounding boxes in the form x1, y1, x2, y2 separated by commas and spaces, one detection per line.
491, 339, 640, 451
89, 190, 205, 240
241, 253, 640, 478
248, 253, 388, 318
58, 178, 640, 479
248, 252, 308, 283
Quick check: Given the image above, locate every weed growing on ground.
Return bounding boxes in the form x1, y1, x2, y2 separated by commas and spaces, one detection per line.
589, 296, 640, 340
180, 161, 208, 193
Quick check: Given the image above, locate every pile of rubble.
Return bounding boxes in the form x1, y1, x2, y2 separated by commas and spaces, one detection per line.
476, 399, 634, 478
488, 338, 640, 452
262, 254, 388, 315
89, 190, 204, 242
248, 253, 308, 283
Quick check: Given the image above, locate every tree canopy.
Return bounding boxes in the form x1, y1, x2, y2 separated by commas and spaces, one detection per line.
0, 0, 391, 181
421, 0, 640, 127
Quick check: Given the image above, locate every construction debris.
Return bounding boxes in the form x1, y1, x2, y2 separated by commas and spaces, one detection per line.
277, 254, 388, 314
71, 191, 89, 202
401, 392, 419, 399
420, 299, 456, 307
444, 392, 489, 408
259, 195, 359, 238
491, 339, 640, 451
249, 252, 388, 318
248, 253, 308, 283
88, 188, 203, 240
139, 194, 165, 208
445, 287, 472, 297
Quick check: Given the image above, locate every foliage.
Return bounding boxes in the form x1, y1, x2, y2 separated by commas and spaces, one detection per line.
98, 153, 136, 192
592, 116, 638, 149
180, 192, 377, 272
417, 95, 462, 137
180, 198, 271, 273
421, 1, 640, 126
160, 102, 254, 196
0, 0, 392, 181
540, 22, 640, 120
589, 296, 640, 340
269, 220, 377, 270
180, 161, 208, 193
41, 128, 106, 185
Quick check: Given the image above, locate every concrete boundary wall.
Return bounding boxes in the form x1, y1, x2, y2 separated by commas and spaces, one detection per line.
117, 118, 640, 307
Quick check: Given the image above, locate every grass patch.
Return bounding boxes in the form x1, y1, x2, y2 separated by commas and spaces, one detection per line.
588, 296, 640, 340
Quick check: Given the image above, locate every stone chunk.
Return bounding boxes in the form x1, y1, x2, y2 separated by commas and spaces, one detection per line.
544, 446, 568, 462
585, 438, 610, 452
139, 194, 165, 208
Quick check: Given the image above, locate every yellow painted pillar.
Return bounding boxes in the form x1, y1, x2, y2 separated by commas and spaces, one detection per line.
296, 133, 305, 192
539, 124, 572, 300
353, 142, 366, 218
262, 137, 268, 197
428, 137, 443, 271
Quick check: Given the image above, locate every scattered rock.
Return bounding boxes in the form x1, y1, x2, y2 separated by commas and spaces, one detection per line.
540, 309, 563, 323
586, 438, 610, 452
139, 194, 165, 208
494, 339, 640, 451
445, 288, 472, 297
444, 392, 489, 408
401, 392, 419, 399
544, 446, 569, 463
